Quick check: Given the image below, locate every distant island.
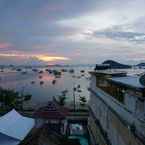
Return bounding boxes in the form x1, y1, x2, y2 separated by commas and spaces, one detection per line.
137, 62, 145, 68
1, 61, 145, 69
102, 60, 131, 69
95, 60, 132, 70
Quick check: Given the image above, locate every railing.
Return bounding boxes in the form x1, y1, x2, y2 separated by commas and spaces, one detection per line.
89, 108, 112, 145
89, 86, 145, 144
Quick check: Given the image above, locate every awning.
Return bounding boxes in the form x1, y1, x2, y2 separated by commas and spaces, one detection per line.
0, 109, 35, 145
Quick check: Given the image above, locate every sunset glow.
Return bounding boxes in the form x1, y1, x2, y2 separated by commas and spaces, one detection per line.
0, 53, 69, 62
0, 0, 145, 64
36, 55, 69, 62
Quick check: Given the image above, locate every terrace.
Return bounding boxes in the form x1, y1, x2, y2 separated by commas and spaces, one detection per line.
89, 71, 145, 143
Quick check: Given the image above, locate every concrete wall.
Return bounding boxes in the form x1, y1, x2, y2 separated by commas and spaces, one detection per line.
89, 92, 144, 145
88, 74, 145, 145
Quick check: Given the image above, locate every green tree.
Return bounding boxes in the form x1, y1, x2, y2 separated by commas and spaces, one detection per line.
58, 96, 66, 106
24, 94, 32, 101
79, 96, 87, 107
0, 88, 32, 111
0, 89, 19, 110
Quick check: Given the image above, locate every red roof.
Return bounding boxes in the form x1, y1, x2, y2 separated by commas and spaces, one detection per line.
34, 101, 69, 120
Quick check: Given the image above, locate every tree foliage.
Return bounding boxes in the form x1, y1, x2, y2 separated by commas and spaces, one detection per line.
79, 96, 87, 106
58, 96, 66, 106
0, 88, 32, 111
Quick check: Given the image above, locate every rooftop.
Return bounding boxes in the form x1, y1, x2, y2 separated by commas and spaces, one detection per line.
0, 109, 34, 145
109, 75, 145, 90
90, 70, 127, 77
34, 101, 69, 120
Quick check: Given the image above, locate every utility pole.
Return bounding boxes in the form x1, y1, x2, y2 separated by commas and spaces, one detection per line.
73, 87, 76, 111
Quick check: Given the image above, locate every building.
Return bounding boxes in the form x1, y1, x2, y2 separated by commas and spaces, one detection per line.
34, 101, 69, 135
0, 109, 35, 145
88, 70, 145, 145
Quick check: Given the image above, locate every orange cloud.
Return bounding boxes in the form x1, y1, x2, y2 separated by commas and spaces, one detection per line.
0, 53, 69, 62
36, 55, 69, 62
0, 53, 28, 58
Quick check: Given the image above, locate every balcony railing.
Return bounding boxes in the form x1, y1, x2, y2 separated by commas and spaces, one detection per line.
89, 86, 145, 144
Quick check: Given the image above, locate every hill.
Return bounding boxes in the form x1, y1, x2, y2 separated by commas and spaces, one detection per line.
102, 60, 131, 69
137, 63, 145, 67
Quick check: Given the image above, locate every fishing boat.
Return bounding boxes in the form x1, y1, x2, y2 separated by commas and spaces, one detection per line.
69, 69, 74, 73
21, 71, 27, 75
31, 81, 35, 84
40, 81, 44, 85
52, 80, 56, 85
32, 68, 38, 72
39, 70, 43, 74
80, 70, 85, 73
39, 75, 42, 79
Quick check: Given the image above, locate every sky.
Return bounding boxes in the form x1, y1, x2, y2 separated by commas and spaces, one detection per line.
0, 0, 145, 65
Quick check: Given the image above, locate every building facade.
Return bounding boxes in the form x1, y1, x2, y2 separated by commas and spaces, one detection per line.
34, 101, 69, 135
88, 71, 145, 145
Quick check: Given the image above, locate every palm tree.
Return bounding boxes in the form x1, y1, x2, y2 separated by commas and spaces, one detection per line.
57, 96, 66, 106
73, 87, 77, 111
19, 94, 32, 110
61, 89, 68, 96
24, 94, 32, 101
79, 96, 87, 107
0, 89, 19, 110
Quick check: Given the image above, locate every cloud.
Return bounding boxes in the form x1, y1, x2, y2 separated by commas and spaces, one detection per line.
0, 0, 145, 64
0, 42, 13, 49
0, 52, 69, 63
93, 30, 145, 43
36, 55, 69, 62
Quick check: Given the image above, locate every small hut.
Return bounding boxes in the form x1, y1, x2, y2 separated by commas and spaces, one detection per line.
34, 101, 69, 135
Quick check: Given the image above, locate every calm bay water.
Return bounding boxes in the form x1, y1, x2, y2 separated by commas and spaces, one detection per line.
0, 66, 144, 108
0, 66, 93, 108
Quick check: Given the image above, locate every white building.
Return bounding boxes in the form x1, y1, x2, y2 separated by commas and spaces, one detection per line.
0, 109, 35, 145
88, 70, 145, 145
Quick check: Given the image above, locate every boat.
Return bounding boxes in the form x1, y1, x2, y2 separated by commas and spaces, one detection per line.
80, 70, 85, 73
39, 70, 43, 74
32, 68, 38, 72
61, 69, 67, 72
16, 68, 22, 72
40, 81, 44, 85
77, 89, 82, 93
31, 81, 35, 84
21, 71, 27, 75
39, 75, 42, 79
52, 80, 56, 85
69, 69, 74, 73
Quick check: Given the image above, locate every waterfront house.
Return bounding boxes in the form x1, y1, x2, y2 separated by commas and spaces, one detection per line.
88, 70, 145, 145
0, 109, 35, 145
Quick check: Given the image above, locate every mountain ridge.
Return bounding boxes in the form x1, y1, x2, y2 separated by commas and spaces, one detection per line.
102, 60, 131, 69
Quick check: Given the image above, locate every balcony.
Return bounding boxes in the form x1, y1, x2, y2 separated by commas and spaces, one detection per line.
89, 85, 145, 143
